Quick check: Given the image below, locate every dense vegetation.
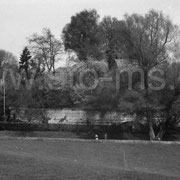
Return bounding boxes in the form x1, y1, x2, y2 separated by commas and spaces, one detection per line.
1, 9, 180, 140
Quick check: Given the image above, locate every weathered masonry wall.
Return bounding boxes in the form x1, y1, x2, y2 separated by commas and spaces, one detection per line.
15, 108, 134, 125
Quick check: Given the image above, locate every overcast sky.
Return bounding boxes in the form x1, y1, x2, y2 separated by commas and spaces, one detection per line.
0, 0, 179, 64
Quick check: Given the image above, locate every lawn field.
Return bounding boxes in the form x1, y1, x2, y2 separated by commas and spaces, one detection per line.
0, 138, 179, 180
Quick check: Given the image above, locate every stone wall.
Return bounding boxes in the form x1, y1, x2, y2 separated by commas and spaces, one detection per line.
14, 108, 134, 125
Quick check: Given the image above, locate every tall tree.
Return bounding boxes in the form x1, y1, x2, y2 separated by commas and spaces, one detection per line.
0, 50, 18, 120
28, 28, 62, 73
117, 10, 179, 140
62, 9, 101, 61
19, 47, 32, 79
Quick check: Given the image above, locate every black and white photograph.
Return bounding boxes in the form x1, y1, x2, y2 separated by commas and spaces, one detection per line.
0, 0, 180, 179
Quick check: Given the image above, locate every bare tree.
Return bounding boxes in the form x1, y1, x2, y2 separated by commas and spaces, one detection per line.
28, 28, 62, 73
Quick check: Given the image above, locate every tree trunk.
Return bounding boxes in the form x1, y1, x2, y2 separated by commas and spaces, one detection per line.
144, 69, 149, 90
157, 116, 171, 140
144, 69, 156, 140
148, 120, 156, 140
156, 126, 164, 140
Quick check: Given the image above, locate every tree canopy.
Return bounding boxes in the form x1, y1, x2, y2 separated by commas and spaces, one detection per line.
62, 9, 102, 61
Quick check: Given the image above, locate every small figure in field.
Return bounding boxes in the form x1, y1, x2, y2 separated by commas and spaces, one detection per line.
95, 134, 98, 140
104, 133, 108, 140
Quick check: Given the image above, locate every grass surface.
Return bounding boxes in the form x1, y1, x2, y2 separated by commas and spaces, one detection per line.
0, 130, 80, 139
0, 137, 179, 180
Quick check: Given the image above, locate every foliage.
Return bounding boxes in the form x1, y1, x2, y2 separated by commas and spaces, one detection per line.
121, 10, 178, 70
99, 16, 126, 68
19, 47, 32, 79
0, 49, 18, 78
62, 9, 102, 61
